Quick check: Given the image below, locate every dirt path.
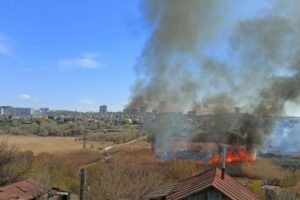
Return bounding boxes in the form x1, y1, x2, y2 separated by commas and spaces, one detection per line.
102, 135, 147, 153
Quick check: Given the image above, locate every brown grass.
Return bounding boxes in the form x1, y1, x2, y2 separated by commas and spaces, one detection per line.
0, 134, 112, 154
225, 159, 285, 185
106, 147, 290, 186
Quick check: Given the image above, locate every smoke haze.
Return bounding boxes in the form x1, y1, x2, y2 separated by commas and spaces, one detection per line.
129, 0, 300, 153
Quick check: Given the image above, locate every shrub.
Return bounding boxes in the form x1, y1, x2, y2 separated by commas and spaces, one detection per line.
0, 140, 34, 186
86, 154, 163, 200
29, 150, 100, 193
225, 159, 285, 184
38, 123, 61, 136
9, 127, 26, 135
280, 170, 300, 188
249, 181, 266, 200
161, 160, 208, 183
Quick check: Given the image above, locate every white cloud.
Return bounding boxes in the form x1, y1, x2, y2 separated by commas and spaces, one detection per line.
17, 94, 31, 100
0, 35, 16, 57
58, 53, 105, 70
79, 99, 96, 106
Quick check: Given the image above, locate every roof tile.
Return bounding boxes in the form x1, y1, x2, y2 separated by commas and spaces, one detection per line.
0, 179, 46, 200
143, 168, 259, 200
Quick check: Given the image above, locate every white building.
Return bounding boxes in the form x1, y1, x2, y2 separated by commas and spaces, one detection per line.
0, 106, 33, 116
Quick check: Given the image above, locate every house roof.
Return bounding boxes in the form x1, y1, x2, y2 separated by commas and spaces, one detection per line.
0, 179, 46, 200
144, 168, 259, 200
143, 183, 178, 200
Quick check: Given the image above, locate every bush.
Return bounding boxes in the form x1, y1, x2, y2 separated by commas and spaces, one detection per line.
225, 159, 284, 184
38, 123, 61, 136
69, 122, 85, 136
249, 181, 266, 200
0, 140, 34, 186
280, 170, 300, 188
28, 150, 100, 193
9, 127, 26, 135
86, 154, 163, 200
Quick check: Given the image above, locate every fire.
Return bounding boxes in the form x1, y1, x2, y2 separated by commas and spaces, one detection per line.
209, 146, 254, 164
208, 155, 221, 164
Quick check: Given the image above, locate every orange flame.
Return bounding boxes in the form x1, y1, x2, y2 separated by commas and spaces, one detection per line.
209, 146, 254, 164
208, 154, 221, 164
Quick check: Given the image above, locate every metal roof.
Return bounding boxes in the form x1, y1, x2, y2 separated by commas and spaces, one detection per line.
0, 179, 46, 200
143, 168, 259, 200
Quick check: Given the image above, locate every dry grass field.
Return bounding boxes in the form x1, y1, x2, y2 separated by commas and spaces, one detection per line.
0, 134, 112, 154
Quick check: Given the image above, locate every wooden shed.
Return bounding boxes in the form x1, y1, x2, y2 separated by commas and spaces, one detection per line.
143, 168, 259, 200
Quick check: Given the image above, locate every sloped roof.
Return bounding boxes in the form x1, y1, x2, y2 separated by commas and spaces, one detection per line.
0, 179, 46, 200
142, 183, 177, 200
144, 168, 259, 200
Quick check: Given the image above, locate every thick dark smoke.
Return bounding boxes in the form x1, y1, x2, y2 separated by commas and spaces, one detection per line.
130, 0, 228, 112
129, 0, 300, 154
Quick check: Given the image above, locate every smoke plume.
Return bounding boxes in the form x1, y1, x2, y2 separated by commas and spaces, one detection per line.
129, 0, 300, 154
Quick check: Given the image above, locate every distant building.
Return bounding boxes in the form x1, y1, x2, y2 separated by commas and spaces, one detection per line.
99, 105, 108, 113
39, 108, 50, 113
0, 106, 33, 116
123, 108, 138, 115
32, 108, 49, 118
0, 107, 4, 115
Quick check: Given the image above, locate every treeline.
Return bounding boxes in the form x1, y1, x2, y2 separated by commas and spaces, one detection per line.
0, 114, 140, 136
0, 116, 86, 136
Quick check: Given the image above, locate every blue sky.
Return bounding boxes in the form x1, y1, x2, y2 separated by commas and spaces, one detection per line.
0, 0, 147, 111
0, 0, 273, 112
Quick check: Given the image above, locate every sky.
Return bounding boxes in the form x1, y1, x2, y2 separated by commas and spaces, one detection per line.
0, 0, 147, 112
0, 0, 274, 112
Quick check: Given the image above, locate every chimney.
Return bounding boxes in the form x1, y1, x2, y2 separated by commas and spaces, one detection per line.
221, 146, 227, 180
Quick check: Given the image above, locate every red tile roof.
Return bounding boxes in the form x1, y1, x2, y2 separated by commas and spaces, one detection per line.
144, 168, 259, 200
0, 179, 46, 200
142, 183, 177, 200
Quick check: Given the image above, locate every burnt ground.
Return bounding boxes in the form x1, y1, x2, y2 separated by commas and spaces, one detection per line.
258, 152, 300, 170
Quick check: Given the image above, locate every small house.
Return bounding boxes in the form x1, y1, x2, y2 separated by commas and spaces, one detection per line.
143, 168, 259, 200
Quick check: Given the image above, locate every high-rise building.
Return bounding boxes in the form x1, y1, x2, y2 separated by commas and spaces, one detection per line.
0, 107, 4, 115
99, 105, 107, 113
39, 108, 50, 113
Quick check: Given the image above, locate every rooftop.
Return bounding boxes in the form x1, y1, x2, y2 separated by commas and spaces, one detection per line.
0, 179, 46, 200
143, 168, 259, 200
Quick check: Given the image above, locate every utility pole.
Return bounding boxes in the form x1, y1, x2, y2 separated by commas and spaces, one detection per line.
79, 168, 86, 200
83, 130, 86, 149
221, 145, 227, 180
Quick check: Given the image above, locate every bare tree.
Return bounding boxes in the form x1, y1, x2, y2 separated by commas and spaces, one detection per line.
0, 140, 33, 186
